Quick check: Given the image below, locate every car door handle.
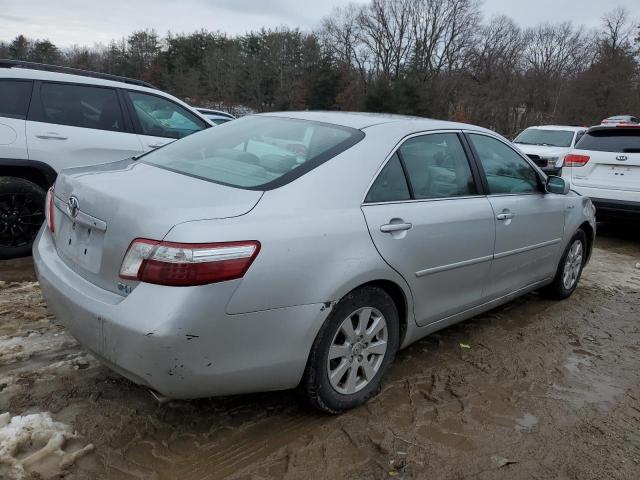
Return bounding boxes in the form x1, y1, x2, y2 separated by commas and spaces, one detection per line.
496, 212, 515, 221
36, 133, 68, 140
380, 222, 413, 233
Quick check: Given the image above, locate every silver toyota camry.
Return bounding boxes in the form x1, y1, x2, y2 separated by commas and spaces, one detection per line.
33, 112, 596, 413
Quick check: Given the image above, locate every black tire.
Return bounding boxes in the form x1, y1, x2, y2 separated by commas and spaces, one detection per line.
301, 286, 400, 414
0, 177, 46, 260
541, 229, 587, 300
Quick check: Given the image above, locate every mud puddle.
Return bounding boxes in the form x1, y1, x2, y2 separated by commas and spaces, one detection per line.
1, 225, 640, 479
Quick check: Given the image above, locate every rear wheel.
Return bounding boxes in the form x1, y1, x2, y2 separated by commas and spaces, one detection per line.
302, 286, 399, 413
0, 177, 46, 260
542, 230, 587, 300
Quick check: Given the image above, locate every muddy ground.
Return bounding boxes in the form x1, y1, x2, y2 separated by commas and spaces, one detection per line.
1, 223, 639, 480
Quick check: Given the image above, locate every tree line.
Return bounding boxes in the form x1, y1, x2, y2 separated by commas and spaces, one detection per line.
1, 0, 639, 136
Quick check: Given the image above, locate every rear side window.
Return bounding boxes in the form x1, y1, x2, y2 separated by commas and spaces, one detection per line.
576, 129, 640, 153
399, 133, 477, 199
128, 91, 206, 139
365, 154, 410, 203
141, 116, 363, 189
40, 83, 124, 131
0, 80, 32, 119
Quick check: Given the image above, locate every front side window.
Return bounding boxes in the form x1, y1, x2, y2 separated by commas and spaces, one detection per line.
40, 83, 124, 131
399, 133, 476, 199
128, 91, 205, 139
141, 116, 363, 189
469, 134, 541, 194
365, 153, 410, 203
514, 128, 574, 148
0, 80, 32, 119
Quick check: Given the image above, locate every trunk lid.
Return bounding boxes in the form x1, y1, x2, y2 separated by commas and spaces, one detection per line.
568, 127, 640, 192
52, 159, 263, 294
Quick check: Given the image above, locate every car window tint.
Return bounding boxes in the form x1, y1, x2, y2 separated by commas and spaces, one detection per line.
128, 91, 205, 139
399, 133, 476, 199
141, 116, 362, 189
40, 83, 124, 131
574, 131, 585, 145
575, 129, 640, 153
365, 153, 411, 203
469, 134, 540, 194
0, 80, 32, 119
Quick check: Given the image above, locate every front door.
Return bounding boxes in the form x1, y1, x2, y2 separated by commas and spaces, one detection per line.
466, 133, 565, 299
362, 132, 495, 326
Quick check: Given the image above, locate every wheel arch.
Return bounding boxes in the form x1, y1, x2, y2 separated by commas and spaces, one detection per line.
0, 159, 57, 191
578, 221, 594, 264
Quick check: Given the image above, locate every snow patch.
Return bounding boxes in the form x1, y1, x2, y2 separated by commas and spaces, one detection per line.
0, 411, 94, 479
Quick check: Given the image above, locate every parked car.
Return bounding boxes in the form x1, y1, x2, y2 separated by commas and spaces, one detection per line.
33, 112, 596, 413
196, 108, 235, 125
601, 115, 639, 126
0, 59, 212, 259
562, 124, 640, 220
513, 125, 587, 176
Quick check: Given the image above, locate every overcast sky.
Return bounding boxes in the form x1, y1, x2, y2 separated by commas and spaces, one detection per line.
1, 0, 639, 47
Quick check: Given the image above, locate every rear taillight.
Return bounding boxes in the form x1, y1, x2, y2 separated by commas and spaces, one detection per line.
119, 239, 260, 286
45, 187, 55, 233
564, 154, 590, 167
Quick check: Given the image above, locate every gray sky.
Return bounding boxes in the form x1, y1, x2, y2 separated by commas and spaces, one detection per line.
1, 0, 639, 47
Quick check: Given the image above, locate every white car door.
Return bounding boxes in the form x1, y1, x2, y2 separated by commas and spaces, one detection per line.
0, 79, 31, 160
26, 81, 143, 172
124, 90, 208, 153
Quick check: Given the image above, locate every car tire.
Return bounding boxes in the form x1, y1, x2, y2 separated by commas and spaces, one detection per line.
541, 229, 587, 300
301, 286, 400, 414
0, 177, 46, 260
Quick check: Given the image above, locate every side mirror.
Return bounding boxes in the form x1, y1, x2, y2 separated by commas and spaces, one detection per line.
546, 175, 570, 195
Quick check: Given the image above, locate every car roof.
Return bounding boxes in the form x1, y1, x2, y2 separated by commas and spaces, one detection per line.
524, 125, 586, 132
1, 66, 161, 95
259, 110, 492, 133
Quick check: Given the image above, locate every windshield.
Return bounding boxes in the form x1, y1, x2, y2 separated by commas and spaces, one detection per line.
141, 116, 364, 189
514, 129, 574, 147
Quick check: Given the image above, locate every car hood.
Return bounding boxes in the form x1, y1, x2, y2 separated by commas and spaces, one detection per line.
515, 144, 569, 158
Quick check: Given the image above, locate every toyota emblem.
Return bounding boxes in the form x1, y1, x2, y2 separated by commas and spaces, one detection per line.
67, 196, 80, 218
616, 155, 628, 161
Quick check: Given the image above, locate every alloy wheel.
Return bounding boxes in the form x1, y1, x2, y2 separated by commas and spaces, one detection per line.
327, 307, 388, 395
0, 193, 44, 249
562, 240, 583, 290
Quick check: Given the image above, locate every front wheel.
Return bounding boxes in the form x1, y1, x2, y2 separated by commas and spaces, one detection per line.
542, 230, 587, 300
0, 177, 46, 260
301, 286, 400, 413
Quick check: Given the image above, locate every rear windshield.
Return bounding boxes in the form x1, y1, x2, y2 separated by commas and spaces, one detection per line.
141, 116, 363, 189
576, 129, 640, 153
514, 128, 574, 147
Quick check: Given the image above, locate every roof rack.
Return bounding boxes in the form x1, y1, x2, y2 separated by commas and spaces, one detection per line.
0, 59, 157, 89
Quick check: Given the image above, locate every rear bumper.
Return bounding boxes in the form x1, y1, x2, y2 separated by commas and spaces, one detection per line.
33, 227, 329, 399
591, 198, 640, 219
565, 184, 640, 219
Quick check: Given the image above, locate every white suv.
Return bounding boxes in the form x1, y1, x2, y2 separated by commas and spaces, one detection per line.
0, 60, 212, 259
513, 125, 587, 176
562, 124, 640, 220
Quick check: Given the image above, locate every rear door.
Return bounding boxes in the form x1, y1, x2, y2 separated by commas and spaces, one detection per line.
567, 127, 640, 193
124, 90, 208, 152
362, 131, 495, 326
26, 81, 143, 172
0, 79, 32, 159
466, 133, 565, 299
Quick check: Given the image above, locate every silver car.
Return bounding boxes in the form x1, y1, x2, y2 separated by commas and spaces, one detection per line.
33, 112, 596, 413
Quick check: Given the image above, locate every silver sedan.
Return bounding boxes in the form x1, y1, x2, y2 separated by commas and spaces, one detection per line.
33, 112, 596, 413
